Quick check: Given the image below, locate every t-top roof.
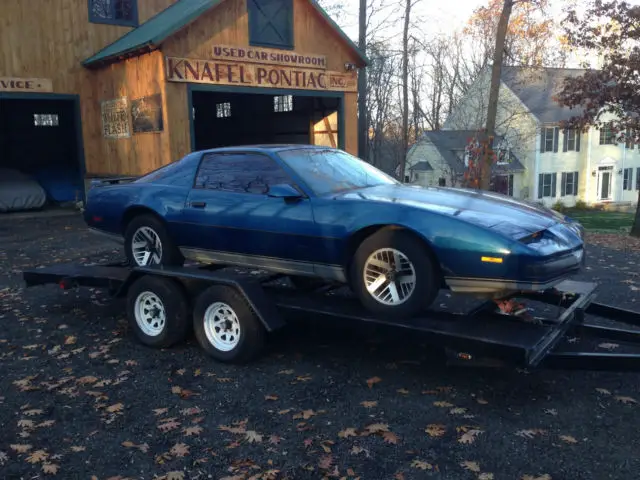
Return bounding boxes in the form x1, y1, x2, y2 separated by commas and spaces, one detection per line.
82, 0, 369, 68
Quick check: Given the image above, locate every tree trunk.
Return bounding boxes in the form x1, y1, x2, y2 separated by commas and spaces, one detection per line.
357, 0, 368, 161
399, 0, 412, 182
481, 0, 514, 190
631, 189, 640, 237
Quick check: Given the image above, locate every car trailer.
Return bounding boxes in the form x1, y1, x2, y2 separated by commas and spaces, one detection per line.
21, 261, 640, 370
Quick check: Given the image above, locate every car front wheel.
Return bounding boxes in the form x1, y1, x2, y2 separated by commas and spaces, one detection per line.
123, 214, 183, 267
350, 228, 440, 319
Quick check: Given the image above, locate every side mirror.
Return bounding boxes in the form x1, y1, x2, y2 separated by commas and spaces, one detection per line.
268, 183, 303, 200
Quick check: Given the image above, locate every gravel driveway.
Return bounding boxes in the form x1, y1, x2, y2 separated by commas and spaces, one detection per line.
0, 212, 639, 480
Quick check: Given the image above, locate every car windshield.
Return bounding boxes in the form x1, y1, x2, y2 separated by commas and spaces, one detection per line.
277, 148, 399, 196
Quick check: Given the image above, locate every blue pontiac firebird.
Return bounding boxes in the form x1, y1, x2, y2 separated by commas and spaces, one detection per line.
84, 145, 585, 318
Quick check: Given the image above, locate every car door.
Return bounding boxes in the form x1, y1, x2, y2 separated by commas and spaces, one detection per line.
180, 151, 321, 274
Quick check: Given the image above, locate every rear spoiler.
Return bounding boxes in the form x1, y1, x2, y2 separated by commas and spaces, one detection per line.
89, 176, 139, 188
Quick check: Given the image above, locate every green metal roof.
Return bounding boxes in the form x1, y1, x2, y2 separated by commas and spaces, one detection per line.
82, 0, 369, 68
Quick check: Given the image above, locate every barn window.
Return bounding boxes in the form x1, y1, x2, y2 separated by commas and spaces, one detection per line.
248, 0, 294, 49
216, 102, 232, 118
274, 95, 293, 112
88, 0, 139, 27
33, 114, 59, 127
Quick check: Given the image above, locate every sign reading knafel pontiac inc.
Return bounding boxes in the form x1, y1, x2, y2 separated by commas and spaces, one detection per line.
211, 45, 327, 70
165, 57, 357, 93
0, 77, 53, 93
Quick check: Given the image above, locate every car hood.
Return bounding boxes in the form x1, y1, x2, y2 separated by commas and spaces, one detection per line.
334, 184, 573, 240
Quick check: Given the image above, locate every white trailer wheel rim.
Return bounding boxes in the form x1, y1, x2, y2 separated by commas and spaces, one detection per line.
363, 247, 417, 306
134, 291, 166, 337
203, 302, 241, 352
131, 226, 163, 266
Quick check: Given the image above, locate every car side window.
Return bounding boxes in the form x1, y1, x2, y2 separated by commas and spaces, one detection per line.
194, 153, 294, 195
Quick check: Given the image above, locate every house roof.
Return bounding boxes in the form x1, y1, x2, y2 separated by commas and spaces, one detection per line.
421, 130, 526, 174
83, 0, 369, 68
500, 66, 589, 124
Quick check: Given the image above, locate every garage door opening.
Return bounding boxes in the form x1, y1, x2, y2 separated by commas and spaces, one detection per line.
191, 90, 341, 151
0, 97, 84, 213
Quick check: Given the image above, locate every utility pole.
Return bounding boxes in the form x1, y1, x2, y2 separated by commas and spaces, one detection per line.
357, 0, 368, 161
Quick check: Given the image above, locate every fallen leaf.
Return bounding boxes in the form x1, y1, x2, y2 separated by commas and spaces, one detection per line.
449, 407, 467, 415
397, 388, 409, 394
10, 444, 32, 453
425, 424, 446, 437
411, 459, 435, 470
382, 431, 400, 444
615, 396, 637, 404
23, 409, 43, 416
521, 475, 552, 480
559, 435, 578, 444
176, 368, 186, 375
338, 428, 358, 438
595, 388, 611, 395
77, 376, 98, 385
461, 461, 481, 472
158, 420, 181, 432
264, 394, 278, 401
64, 336, 77, 345
171, 386, 182, 394
277, 409, 292, 415
366, 376, 382, 388
360, 400, 377, 408
26, 449, 48, 463
106, 403, 123, 413
42, 462, 59, 474
167, 472, 185, 480
269, 435, 281, 444
394, 472, 405, 480
479, 473, 495, 480
433, 401, 454, 408
293, 409, 316, 420
458, 429, 483, 444
153, 408, 169, 416
183, 426, 203, 436
70, 446, 85, 452
476, 398, 489, 405
245, 430, 263, 443
278, 369, 294, 375
516, 429, 546, 439
170, 443, 190, 457
193, 368, 201, 376
364, 423, 389, 434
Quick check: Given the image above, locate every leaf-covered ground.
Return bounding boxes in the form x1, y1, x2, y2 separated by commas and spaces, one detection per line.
1, 213, 639, 480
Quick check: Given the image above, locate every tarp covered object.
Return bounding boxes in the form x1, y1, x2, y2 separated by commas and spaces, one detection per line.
0, 168, 47, 213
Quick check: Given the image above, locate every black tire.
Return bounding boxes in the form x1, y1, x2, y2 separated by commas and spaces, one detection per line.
350, 227, 440, 319
192, 285, 266, 364
126, 275, 192, 348
289, 275, 326, 291
123, 213, 184, 267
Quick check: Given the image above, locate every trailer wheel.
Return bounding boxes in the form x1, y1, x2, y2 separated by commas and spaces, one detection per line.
126, 275, 191, 348
192, 285, 265, 364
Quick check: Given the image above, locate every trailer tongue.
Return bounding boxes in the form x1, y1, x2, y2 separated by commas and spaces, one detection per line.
21, 261, 640, 370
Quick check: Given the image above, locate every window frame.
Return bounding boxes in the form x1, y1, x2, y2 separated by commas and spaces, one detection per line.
543, 127, 556, 152
561, 171, 579, 196
192, 151, 303, 196
599, 124, 615, 145
566, 129, 576, 151
538, 172, 557, 199
216, 102, 232, 119
88, 0, 139, 27
274, 95, 293, 113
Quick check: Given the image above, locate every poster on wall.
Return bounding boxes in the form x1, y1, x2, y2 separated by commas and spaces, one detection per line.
101, 97, 130, 139
131, 94, 164, 134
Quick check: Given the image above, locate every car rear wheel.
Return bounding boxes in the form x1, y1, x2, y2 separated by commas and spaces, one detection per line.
350, 228, 440, 318
124, 214, 183, 267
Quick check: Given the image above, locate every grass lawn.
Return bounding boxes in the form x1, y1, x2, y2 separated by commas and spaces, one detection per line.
564, 209, 635, 232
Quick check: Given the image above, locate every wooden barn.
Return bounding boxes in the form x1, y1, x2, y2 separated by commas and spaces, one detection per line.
0, 0, 367, 207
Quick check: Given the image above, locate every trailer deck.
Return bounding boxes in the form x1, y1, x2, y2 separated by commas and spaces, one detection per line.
21, 261, 640, 370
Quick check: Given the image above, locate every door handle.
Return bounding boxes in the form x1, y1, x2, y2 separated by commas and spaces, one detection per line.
190, 201, 206, 208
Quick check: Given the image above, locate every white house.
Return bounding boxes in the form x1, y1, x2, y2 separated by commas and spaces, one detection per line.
406, 66, 640, 208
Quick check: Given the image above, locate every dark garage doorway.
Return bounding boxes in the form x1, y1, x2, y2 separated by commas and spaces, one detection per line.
0, 95, 85, 213
190, 88, 343, 151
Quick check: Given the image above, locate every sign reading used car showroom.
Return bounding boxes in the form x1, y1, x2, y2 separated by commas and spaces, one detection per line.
211, 45, 327, 69
165, 57, 357, 93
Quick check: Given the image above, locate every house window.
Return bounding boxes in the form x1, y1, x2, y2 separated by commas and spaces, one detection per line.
623, 168, 633, 190
561, 171, 579, 196
248, 0, 294, 49
599, 124, 615, 145
542, 126, 558, 152
88, 0, 138, 26
216, 102, 231, 118
274, 95, 293, 112
33, 114, 59, 127
438, 177, 446, 186
538, 172, 557, 198
563, 129, 581, 152
492, 174, 513, 196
